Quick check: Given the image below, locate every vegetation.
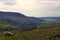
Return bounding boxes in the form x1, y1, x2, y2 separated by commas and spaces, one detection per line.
0, 23, 60, 40
0, 11, 60, 40
0, 18, 60, 40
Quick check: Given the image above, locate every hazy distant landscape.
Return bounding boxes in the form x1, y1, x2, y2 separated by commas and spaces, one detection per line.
0, 11, 60, 40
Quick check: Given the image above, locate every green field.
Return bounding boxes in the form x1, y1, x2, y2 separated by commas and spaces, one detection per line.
0, 24, 60, 40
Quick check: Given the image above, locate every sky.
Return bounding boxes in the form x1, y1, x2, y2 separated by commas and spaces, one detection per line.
0, 0, 60, 17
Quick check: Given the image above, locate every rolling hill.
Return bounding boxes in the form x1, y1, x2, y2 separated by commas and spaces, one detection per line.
0, 11, 60, 30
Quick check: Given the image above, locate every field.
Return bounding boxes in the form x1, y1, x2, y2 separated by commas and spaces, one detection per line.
0, 24, 60, 40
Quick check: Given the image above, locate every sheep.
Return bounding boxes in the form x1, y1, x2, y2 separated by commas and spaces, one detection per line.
4, 31, 13, 37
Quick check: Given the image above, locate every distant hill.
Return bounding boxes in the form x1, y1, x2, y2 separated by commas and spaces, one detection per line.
0, 11, 60, 30
39, 17, 60, 23
0, 11, 43, 24
0, 11, 43, 30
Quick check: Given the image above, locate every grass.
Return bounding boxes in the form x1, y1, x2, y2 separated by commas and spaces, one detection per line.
0, 24, 60, 40
0, 27, 60, 40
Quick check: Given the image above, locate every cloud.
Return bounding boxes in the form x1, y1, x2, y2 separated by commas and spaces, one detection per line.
0, 0, 16, 5
0, 0, 60, 17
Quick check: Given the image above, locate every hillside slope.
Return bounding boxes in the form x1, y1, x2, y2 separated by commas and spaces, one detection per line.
0, 11, 60, 30
0, 11, 43, 30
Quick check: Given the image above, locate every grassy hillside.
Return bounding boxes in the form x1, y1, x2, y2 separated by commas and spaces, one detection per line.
0, 24, 60, 40
0, 19, 37, 30
0, 19, 18, 30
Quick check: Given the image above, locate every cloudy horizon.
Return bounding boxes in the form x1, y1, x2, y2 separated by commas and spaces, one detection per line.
0, 0, 60, 17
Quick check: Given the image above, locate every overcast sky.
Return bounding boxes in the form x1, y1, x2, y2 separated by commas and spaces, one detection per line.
0, 0, 60, 17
